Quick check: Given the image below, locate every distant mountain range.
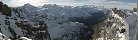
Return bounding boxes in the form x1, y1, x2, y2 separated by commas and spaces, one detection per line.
0, 1, 135, 40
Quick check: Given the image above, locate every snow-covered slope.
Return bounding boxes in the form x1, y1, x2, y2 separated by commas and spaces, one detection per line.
0, 2, 111, 40
92, 10, 126, 40
92, 8, 138, 40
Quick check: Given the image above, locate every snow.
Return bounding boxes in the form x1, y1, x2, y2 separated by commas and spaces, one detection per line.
19, 37, 32, 40
0, 33, 9, 40
118, 33, 126, 40
37, 8, 48, 11
43, 14, 88, 39
0, 13, 13, 38
0, 3, 136, 40
47, 21, 87, 40
95, 10, 134, 40
0, 4, 118, 40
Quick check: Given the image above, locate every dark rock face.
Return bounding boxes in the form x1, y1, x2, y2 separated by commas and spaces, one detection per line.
69, 11, 107, 26
0, 1, 11, 16
112, 8, 128, 18
15, 21, 50, 40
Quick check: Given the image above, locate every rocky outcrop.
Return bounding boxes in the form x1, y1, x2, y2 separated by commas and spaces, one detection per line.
15, 21, 50, 40
92, 10, 130, 40
0, 1, 11, 16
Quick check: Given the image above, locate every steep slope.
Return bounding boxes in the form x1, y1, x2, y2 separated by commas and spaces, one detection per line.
0, 11, 51, 40
0, 2, 110, 40
0, 2, 51, 40
92, 9, 138, 40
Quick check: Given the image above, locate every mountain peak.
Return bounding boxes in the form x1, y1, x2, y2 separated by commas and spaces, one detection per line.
23, 3, 34, 7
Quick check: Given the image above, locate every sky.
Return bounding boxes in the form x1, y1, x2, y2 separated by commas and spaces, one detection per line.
0, 0, 137, 9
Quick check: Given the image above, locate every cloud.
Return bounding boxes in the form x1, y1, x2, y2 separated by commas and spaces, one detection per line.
1, 0, 108, 6
106, 0, 137, 3
8, 0, 48, 6
0, 0, 136, 9
72, 0, 107, 3
91, 1, 136, 9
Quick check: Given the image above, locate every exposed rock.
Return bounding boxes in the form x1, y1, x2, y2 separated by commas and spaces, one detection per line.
0, 1, 11, 16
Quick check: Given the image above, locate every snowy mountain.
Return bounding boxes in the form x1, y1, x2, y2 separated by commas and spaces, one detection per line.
92, 8, 138, 40
0, 2, 124, 40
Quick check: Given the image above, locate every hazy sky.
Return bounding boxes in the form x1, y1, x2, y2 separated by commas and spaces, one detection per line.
0, 0, 137, 9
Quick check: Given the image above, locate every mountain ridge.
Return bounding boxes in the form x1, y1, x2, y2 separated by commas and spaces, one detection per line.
0, 2, 113, 40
